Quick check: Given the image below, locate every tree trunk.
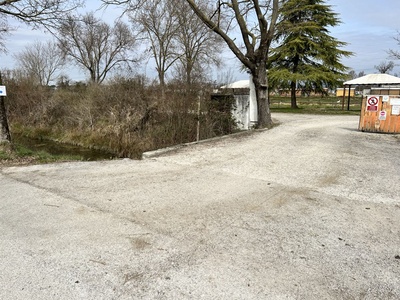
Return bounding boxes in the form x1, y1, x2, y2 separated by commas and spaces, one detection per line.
290, 80, 298, 109
0, 72, 11, 143
186, 62, 192, 86
291, 55, 299, 109
251, 65, 273, 128
159, 74, 165, 87
158, 71, 166, 99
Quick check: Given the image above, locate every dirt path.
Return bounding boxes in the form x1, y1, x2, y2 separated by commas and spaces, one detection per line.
1, 113, 399, 299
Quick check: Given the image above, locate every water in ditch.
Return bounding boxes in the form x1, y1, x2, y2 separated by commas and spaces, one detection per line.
12, 133, 117, 161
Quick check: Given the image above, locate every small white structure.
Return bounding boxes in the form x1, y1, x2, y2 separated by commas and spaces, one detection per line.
218, 77, 258, 130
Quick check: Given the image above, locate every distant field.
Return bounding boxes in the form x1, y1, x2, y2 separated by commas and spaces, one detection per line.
270, 96, 362, 115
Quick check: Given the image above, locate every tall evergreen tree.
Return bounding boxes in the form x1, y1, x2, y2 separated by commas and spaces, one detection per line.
269, 0, 352, 108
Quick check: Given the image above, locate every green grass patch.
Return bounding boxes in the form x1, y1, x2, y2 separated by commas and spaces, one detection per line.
0, 150, 10, 160
0, 142, 85, 166
270, 96, 362, 115
271, 107, 361, 115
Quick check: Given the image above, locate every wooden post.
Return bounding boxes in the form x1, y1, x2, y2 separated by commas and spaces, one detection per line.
196, 93, 201, 142
342, 85, 346, 110
347, 85, 351, 111
0, 71, 11, 143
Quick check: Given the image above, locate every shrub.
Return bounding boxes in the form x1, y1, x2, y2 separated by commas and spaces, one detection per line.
3, 73, 235, 159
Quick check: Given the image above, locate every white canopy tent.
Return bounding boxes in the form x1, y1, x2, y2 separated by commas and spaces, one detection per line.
344, 73, 400, 86
343, 74, 400, 110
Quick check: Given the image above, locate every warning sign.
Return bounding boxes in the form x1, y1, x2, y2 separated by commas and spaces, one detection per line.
366, 96, 379, 111
378, 110, 387, 120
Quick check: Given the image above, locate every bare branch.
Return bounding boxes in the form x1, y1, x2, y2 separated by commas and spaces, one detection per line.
388, 31, 400, 60
0, 0, 83, 28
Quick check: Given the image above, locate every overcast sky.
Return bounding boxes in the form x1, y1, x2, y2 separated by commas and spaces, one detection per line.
1, 0, 400, 83
328, 0, 400, 75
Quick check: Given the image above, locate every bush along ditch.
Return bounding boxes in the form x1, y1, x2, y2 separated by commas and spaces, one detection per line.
2, 74, 238, 160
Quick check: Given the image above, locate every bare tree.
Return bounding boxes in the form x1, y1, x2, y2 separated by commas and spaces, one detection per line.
173, 0, 223, 85
102, 0, 279, 126
348, 70, 357, 80
374, 61, 395, 74
184, 0, 279, 127
58, 12, 138, 84
14, 40, 64, 86
131, 0, 180, 87
0, 0, 83, 143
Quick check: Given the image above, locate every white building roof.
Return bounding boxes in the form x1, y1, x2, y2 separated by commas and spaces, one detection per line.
221, 80, 250, 89
344, 74, 400, 85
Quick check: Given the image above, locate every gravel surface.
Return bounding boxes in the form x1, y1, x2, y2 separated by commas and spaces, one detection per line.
1, 113, 399, 299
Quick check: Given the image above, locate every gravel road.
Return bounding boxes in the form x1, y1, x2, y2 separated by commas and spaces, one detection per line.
1, 113, 399, 299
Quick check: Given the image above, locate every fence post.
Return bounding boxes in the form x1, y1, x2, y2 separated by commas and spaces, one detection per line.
196, 92, 201, 142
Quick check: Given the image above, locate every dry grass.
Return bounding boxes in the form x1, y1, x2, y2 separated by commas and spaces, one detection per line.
3, 76, 235, 159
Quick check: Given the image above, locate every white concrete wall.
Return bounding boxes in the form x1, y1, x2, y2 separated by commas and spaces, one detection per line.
222, 76, 258, 130
248, 75, 258, 127
232, 94, 250, 130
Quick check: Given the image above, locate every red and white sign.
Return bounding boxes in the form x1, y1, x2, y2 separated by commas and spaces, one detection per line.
378, 110, 387, 120
366, 96, 379, 111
